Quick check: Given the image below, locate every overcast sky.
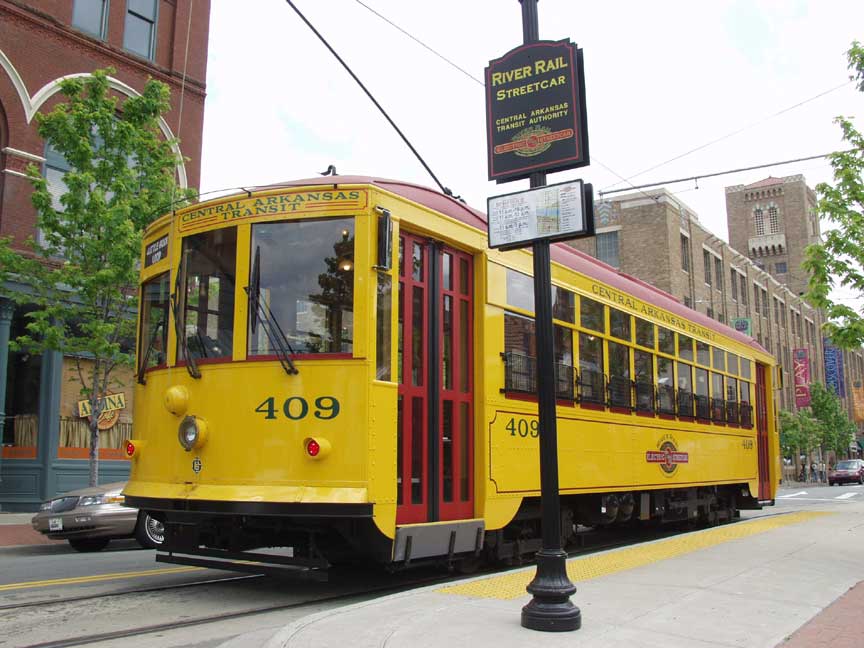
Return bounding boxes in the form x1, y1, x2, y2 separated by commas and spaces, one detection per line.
199, 0, 864, 246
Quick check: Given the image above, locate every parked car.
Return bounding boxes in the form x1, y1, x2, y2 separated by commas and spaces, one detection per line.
828, 460, 864, 486
31, 482, 164, 552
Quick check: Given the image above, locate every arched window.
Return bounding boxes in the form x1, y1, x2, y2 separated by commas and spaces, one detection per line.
768, 206, 779, 233
754, 208, 765, 236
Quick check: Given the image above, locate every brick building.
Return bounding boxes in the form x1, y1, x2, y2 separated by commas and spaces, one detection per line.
568, 181, 864, 440
0, 0, 210, 510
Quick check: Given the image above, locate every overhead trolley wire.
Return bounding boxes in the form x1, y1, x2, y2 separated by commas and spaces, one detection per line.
284, 0, 459, 199
598, 149, 857, 197
601, 79, 856, 192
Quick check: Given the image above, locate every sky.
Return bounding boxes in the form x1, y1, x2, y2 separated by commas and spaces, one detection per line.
199, 0, 864, 247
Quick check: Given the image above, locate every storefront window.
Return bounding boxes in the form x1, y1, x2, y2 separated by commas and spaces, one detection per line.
2, 305, 41, 454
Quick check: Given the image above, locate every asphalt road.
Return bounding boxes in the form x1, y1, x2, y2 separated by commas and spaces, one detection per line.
1, 483, 859, 648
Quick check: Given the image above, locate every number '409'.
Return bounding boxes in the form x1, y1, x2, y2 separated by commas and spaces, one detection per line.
254, 396, 340, 420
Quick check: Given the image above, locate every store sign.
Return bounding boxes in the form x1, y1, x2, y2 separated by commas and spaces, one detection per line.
77, 393, 126, 418
793, 348, 811, 408
485, 39, 589, 182
487, 180, 593, 250
732, 318, 752, 337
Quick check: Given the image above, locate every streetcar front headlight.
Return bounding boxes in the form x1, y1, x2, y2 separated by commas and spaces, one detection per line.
178, 415, 209, 452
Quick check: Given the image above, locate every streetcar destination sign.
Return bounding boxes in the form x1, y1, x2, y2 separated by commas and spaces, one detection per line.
485, 39, 589, 183
487, 179, 593, 250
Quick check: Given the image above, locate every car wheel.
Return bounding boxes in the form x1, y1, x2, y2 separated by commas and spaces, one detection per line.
135, 512, 165, 549
68, 537, 110, 552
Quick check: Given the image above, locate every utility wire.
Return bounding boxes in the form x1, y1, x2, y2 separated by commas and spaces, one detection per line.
352, 0, 856, 206
351, 0, 660, 202
602, 79, 855, 192
353, 0, 483, 86
284, 0, 454, 198
598, 149, 856, 197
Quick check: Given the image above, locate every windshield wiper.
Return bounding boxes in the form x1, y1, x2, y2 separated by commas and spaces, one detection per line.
246, 245, 298, 375
137, 321, 164, 385
171, 249, 201, 379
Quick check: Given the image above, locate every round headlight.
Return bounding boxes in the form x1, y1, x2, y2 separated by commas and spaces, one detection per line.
178, 415, 208, 451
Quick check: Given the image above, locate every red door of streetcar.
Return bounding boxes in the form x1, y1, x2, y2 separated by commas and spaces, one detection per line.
755, 363, 771, 500
396, 232, 474, 525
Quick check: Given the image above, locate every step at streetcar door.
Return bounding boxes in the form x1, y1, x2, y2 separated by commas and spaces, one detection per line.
396, 232, 474, 524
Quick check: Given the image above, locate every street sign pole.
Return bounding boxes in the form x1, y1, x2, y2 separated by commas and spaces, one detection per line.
518, 0, 581, 633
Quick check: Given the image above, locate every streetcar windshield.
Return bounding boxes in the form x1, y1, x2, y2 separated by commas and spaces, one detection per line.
138, 272, 169, 376
249, 217, 354, 355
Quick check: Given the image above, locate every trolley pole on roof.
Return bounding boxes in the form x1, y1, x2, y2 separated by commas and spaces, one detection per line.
517, 0, 581, 633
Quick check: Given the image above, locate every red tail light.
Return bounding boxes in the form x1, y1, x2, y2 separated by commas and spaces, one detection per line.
306, 439, 321, 457
125, 441, 136, 457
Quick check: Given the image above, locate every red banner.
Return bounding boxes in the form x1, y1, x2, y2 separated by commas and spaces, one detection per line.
793, 348, 811, 408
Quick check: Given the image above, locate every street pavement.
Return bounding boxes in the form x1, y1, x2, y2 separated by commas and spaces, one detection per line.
4, 485, 863, 648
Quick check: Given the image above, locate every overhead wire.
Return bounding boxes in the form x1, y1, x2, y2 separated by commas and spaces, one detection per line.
601, 79, 856, 192
351, 0, 662, 203
598, 149, 857, 197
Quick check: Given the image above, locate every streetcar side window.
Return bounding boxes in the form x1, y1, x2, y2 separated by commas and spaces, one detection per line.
138, 272, 169, 372
249, 217, 354, 356
179, 227, 237, 361
502, 312, 574, 400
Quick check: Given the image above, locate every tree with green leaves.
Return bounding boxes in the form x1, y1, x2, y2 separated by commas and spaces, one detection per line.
809, 382, 857, 460
804, 41, 864, 348
779, 408, 821, 477
0, 69, 193, 486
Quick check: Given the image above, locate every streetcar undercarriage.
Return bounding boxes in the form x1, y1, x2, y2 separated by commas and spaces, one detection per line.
142, 483, 757, 578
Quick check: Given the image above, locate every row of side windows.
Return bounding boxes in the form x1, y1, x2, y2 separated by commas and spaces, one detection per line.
72, 0, 158, 60
501, 269, 754, 427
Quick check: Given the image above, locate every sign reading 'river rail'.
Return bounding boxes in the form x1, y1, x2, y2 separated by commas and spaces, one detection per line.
485, 39, 589, 182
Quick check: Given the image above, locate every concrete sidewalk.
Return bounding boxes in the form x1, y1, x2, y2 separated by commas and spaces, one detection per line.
249, 506, 864, 648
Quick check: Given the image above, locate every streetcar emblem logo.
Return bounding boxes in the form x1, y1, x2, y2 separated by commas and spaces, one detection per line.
646, 435, 688, 475
192, 457, 202, 474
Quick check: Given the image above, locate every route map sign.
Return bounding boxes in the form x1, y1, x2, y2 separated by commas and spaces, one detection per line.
485, 39, 589, 183
487, 179, 593, 250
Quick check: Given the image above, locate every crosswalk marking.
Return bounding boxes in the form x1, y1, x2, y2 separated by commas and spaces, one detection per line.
778, 491, 808, 498
836, 492, 859, 499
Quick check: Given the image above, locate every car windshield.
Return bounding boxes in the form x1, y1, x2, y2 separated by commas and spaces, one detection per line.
836, 461, 858, 470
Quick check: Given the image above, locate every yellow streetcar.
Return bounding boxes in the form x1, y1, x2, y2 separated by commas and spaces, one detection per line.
124, 175, 779, 575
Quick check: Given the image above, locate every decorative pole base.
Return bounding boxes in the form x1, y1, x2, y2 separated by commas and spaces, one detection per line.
521, 549, 581, 632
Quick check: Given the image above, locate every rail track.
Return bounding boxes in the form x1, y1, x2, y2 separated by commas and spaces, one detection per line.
4, 515, 767, 648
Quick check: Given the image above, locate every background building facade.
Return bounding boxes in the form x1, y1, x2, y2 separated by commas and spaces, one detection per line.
0, 0, 210, 510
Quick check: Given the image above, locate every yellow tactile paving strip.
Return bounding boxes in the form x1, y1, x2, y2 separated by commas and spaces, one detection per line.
437, 511, 831, 600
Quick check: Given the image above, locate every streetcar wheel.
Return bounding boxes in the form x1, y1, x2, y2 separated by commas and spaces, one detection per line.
135, 512, 165, 549
68, 537, 110, 552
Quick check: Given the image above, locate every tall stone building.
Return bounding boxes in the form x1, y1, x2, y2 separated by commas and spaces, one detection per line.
0, 0, 211, 510
568, 186, 864, 434
725, 175, 820, 299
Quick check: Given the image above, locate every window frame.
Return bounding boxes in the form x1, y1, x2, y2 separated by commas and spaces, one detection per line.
72, 0, 109, 39
124, 0, 159, 60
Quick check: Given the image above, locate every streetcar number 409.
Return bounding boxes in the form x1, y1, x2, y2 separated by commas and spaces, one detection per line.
254, 396, 340, 420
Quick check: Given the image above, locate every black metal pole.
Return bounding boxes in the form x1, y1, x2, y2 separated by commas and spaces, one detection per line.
519, 0, 581, 633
